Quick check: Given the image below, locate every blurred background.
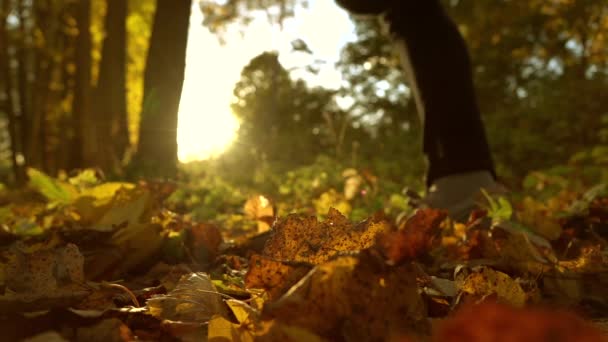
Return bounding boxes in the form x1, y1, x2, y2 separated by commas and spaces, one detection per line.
1, 0, 608, 221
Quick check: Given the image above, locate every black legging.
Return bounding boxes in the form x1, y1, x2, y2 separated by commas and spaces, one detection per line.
338, 0, 496, 186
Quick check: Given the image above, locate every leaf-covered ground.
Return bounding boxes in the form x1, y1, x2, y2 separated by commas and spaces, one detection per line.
1, 168, 608, 341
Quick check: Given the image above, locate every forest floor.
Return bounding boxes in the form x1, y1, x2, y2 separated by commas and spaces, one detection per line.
0, 168, 607, 341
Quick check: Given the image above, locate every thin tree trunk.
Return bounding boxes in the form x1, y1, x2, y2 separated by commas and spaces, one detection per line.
1, 0, 25, 183
132, 0, 191, 178
95, 0, 128, 173
72, 0, 93, 169
27, 0, 51, 170
16, 0, 30, 155
45, 4, 72, 174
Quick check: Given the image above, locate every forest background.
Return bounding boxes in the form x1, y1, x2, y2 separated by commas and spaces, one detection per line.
1, 0, 608, 223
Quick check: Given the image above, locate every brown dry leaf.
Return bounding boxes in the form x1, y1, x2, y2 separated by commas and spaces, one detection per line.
450, 227, 497, 261
264, 252, 428, 341
245, 254, 312, 300
378, 208, 447, 264
184, 222, 223, 263
432, 302, 608, 342
263, 208, 390, 265
455, 266, 527, 307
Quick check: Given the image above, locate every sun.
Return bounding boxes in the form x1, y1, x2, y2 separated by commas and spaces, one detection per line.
177, 96, 239, 163
177, 0, 355, 163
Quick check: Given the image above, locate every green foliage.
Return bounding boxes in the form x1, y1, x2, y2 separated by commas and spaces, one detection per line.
26, 168, 75, 204
481, 189, 513, 223
230, 52, 338, 170
168, 169, 249, 222
277, 155, 343, 200
444, 0, 608, 180
175, 155, 417, 227
200, 0, 304, 34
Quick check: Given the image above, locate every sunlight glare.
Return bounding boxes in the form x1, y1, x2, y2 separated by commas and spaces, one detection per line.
177, 0, 355, 163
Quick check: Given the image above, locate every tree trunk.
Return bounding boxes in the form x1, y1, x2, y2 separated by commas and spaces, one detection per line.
1, 0, 25, 184
72, 0, 94, 169
16, 0, 30, 158
26, 0, 51, 170
94, 0, 128, 174
132, 0, 191, 178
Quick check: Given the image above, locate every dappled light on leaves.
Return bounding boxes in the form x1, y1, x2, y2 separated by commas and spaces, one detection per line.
245, 254, 312, 300
262, 208, 390, 264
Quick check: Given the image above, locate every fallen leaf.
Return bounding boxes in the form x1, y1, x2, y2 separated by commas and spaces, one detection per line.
433, 302, 608, 342
184, 222, 223, 264
378, 208, 447, 264
455, 266, 527, 307
245, 254, 312, 299
27, 168, 76, 204
263, 208, 390, 265
264, 252, 428, 341
4, 243, 84, 294
147, 272, 227, 323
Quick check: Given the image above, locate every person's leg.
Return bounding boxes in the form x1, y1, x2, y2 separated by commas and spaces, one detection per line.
335, 0, 502, 219
382, 1, 495, 186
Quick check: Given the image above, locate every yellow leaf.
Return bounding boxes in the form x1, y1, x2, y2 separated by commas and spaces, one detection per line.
227, 299, 259, 324
208, 315, 255, 342
96, 189, 150, 228
72, 183, 135, 225
80, 182, 134, 206
109, 223, 164, 277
